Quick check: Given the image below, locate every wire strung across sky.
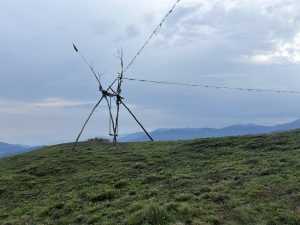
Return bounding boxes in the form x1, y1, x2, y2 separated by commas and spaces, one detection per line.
121, 0, 299, 95
124, 0, 182, 73
123, 77, 300, 94
76, 0, 299, 96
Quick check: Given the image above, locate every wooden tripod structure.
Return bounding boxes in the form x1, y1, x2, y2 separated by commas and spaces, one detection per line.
72, 0, 183, 149
72, 45, 153, 150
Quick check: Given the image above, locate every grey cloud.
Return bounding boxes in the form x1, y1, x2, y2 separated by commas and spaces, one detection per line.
115, 24, 139, 41
156, 1, 300, 62
92, 20, 115, 35
126, 25, 139, 38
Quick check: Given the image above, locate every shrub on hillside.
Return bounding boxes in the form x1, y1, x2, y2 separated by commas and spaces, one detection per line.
87, 137, 110, 143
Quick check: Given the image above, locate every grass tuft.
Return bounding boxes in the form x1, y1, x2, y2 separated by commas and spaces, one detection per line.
127, 204, 170, 225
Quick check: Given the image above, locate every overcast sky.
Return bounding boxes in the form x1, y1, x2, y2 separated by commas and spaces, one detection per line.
0, 0, 300, 145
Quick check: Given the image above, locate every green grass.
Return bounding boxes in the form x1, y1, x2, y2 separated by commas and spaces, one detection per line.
0, 130, 300, 225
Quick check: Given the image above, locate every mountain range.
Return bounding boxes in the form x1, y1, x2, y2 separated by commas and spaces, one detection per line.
0, 142, 41, 158
119, 119, 300, 142
1, 119, 300, 157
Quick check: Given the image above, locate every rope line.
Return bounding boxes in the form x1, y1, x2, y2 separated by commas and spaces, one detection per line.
124, 0, 182, 73
123, 77, 300, 94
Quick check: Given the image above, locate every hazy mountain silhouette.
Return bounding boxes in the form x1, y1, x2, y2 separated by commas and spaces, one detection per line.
120, 119, 300, 142
2, 119, 300, 153
0, 142, 41, 158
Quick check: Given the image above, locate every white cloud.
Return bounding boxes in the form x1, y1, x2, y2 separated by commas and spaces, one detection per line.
32, 98, 94, 108
0, 98, 95, 115
247, 33, 300, 64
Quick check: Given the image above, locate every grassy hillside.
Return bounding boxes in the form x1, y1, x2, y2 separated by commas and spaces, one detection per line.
0, 130, 300, 225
